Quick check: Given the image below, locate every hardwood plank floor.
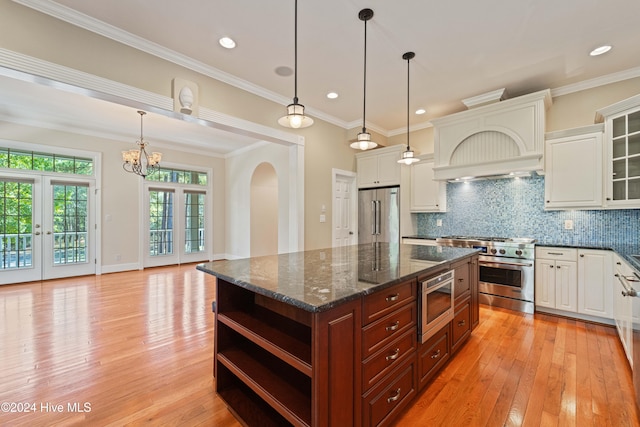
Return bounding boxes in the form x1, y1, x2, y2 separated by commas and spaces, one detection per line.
0, 265, 638, 426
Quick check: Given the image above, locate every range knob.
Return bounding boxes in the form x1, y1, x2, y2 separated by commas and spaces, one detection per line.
499, 249, 506, 255
490, 248, 498, 254
515, 250, 523, 256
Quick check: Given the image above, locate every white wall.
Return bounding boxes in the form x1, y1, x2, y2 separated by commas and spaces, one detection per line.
226, 141, 301, 259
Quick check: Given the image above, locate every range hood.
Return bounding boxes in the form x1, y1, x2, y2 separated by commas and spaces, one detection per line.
431, 89, 552, 181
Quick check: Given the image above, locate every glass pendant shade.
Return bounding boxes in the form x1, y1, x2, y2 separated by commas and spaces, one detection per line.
398, 148, 419, 165
278, 101, 313, 128
350, 130, 377, 150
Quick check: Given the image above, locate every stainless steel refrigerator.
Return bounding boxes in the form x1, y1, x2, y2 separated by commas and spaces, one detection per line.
358, 186, 400, 245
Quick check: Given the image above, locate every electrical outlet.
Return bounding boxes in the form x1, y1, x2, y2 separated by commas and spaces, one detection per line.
564, 219, 574, 230
436, 219, 443, 227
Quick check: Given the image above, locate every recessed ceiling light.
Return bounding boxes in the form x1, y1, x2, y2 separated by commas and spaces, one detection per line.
275, 66, 293, 77
590, 45, 612, 56
326, 92, 339, 99
415, 108, 426, 115
219, 37, 236, 49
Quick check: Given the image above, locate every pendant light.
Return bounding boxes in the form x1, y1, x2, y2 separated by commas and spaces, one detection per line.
278, 0, 313, 129
398, 52, 420, 165
351, 8, 377, 151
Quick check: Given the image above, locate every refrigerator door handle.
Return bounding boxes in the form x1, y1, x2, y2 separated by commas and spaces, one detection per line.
375, 200, 382, 235
371, 200, 377, 236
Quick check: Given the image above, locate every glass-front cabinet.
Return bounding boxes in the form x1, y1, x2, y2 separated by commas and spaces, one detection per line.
611, 109, 640, 202
597, 94, 640, 208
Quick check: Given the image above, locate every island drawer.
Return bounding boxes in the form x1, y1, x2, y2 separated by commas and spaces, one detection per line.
451, 297, 471, 354
363, 279, 417, 325
362, 303, 416, 359
418, 324, 449, 390
362, 327, 416, 392
362, 358, 416, 427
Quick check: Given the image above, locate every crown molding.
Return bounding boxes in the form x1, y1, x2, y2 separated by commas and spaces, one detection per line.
550, 66, 640, 98
12, 0, 349, 130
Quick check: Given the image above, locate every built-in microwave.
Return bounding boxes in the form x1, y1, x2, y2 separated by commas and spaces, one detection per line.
419, 270, 455, 343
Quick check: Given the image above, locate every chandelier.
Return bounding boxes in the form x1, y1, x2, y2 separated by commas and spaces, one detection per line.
351, 8, 377, 150
122, 110, 162, 178
398, 52, 420, 165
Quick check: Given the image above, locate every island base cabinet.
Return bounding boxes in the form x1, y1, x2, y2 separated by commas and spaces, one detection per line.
418, 324, 450, 390
362, 357, 416, 427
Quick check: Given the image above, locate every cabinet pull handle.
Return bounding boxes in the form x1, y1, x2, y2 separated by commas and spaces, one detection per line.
386, 293, 400, 302
549, 265, 554, 269
617, 262, 622, 265
387, 388, 401, 404
458, 278, 464, 282
548, 252, 563, 255
556, 266, 561, 269
458, 320, 466, 327
430, 349, 441, 359
386, 348, 400, 361
386, 321, 400, 332
580, 254, 584, 257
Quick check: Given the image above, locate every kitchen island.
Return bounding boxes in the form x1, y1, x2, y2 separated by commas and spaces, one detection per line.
197, 243, 479, 427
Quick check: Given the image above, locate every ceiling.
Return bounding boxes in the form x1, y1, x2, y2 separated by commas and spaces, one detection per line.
6, 0, 640, 151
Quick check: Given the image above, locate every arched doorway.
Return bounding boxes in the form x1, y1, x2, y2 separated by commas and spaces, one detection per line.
250, 163, 278, 257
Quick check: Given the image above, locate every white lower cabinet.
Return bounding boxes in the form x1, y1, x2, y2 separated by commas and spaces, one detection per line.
535, 249, 577, 312
535, 247, 613, 321
577, 249, 613, 318
614, 255, 636, 367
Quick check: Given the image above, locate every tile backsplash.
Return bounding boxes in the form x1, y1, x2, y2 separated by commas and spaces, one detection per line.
416, 175, 640, 246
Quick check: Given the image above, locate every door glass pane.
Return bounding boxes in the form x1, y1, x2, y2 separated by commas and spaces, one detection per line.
629, 156, 640, 178
0, 180, 33, 269
52, 184, 88, 265
613, 116, 626, 138
613, 180, 626, 200
613, 159, 626, 179
613, 137, 626, 158
184, 192, 205, 254
149, 190, 174, 256
629, 111, 640, 134
629, 178, 640, 200
629, 134, 640, 156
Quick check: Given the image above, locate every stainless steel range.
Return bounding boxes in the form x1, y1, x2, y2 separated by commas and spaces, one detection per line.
436, 236, 536, 313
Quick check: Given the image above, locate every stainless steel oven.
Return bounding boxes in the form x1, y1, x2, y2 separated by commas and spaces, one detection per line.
419, 269, 455, 343
437, 236, 536, 313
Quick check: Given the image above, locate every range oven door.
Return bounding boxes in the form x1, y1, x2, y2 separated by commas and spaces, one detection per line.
478, 255, 534, 303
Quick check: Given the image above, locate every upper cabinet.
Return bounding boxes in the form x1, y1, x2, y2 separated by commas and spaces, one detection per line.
431, 89, 552, 181
544, 125, 604, 209
596, 94, 640, 208
356, 145, 404, 188
410, 156, 446, 212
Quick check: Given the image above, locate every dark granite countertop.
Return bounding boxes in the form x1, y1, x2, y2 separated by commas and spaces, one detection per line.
197, 243, 478, 313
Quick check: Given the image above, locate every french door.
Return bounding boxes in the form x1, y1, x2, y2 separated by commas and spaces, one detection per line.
143, 185, 207, 267
0, 174, 95, 285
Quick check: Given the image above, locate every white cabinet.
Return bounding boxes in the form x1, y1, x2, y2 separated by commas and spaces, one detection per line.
596, 94, 640, 208
410, 156, 446, 212
356, 145, 403, 188
536, 247, 614, 321
613, 254, 636, 367
535, 248, 577, 312
577, 249, 613, 318
544, 126, 604, 209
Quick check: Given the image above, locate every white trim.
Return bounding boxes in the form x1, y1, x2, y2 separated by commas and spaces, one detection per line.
551, 66, 640, 98
100, 262, 140, 275
11, 0, 348, 129
331, 168, 357, 248
0, 51, 302, 151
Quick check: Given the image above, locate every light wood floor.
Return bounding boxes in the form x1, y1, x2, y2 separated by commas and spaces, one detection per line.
0, 265, 638, 426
